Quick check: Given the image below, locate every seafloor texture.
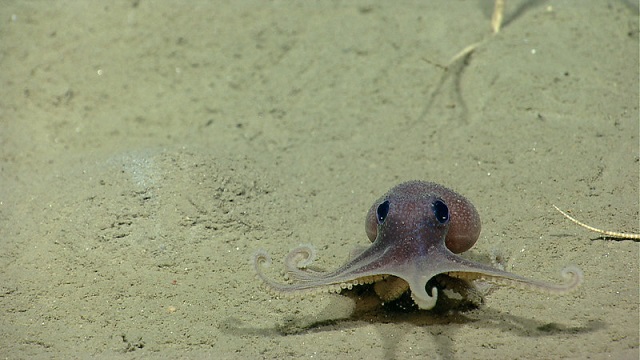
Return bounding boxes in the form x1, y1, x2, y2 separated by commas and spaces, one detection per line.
1, 1, 638, 359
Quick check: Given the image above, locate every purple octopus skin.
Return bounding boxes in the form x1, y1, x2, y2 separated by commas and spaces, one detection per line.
254, 181, 583, 310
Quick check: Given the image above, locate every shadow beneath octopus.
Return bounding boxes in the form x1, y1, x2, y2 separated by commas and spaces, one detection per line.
221, 286, 603, 359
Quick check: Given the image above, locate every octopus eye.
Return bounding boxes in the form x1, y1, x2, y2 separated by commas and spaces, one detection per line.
376, 200, 390, 224
432, 200, 449, 224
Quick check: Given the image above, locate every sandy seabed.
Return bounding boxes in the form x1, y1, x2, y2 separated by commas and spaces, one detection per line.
1, 1, 638, 359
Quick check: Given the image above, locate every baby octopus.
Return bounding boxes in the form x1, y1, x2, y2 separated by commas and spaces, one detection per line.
254, 181, 583, 310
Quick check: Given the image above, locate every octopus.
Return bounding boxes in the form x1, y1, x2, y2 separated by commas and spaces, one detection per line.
253, 181, 583, 310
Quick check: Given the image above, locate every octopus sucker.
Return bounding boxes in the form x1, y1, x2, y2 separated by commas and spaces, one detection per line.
253, 181, 583, 311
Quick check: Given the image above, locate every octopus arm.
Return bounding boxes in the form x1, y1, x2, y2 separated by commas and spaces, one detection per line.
253, 249, 386, 298
448, 266, 584, 294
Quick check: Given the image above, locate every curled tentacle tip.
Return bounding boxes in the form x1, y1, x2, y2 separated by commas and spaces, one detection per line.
253, 249, 272, 267
285, 244, 317, 268
411, 286, 439, 310
560, 265, 584, 289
